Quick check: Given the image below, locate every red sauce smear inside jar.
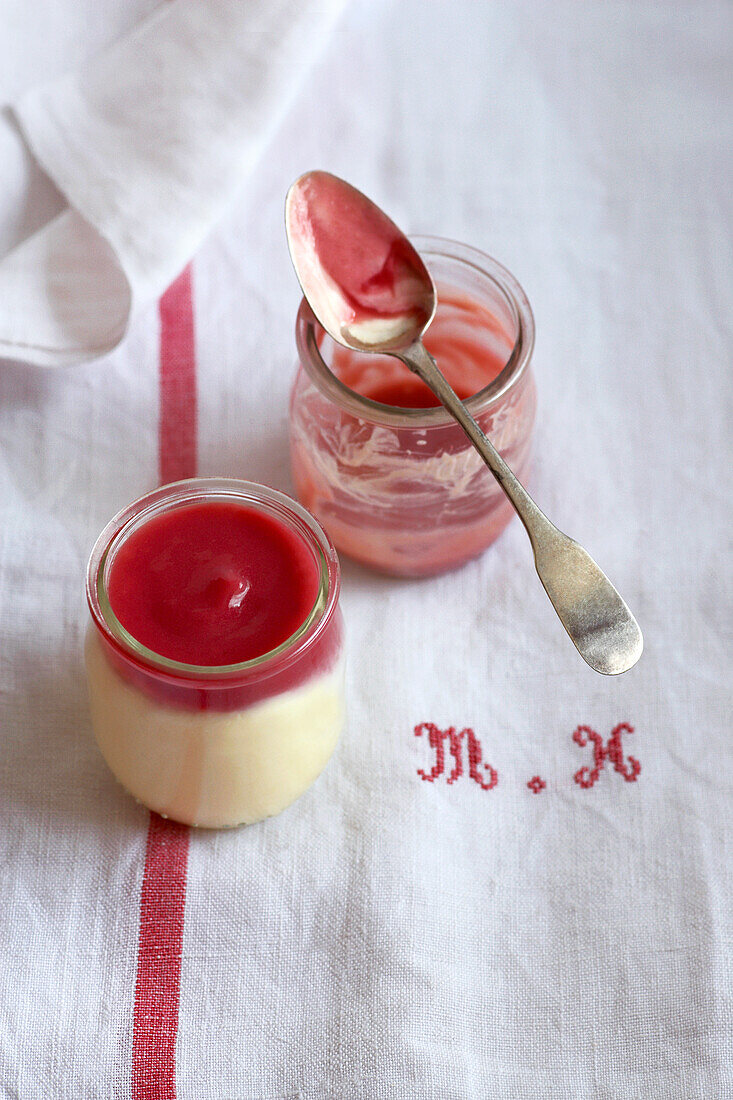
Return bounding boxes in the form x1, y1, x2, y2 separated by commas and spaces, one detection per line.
329, 290, 510, 409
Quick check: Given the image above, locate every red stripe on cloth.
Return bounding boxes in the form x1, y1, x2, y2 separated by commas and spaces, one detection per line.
132, 814, 190, 1099
158, 265, 197, 484
132, 265, 196, 1098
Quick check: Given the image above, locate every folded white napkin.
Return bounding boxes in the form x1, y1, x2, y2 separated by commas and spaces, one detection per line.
0, 0, 345, 369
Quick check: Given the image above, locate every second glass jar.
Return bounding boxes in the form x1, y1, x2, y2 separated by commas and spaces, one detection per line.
85, 479, 345, 828
289, 236, 537, 578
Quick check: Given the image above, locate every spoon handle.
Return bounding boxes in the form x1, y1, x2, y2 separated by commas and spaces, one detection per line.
400, 341, 643, 675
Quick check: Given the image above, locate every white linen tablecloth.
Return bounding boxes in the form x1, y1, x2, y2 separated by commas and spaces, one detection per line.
0, 1, 731, 1097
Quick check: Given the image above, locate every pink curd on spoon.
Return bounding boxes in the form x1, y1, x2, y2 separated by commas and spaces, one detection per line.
285, 170, 435, 352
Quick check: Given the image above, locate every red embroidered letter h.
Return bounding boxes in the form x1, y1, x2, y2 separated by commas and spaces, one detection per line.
572, 722, 640, 788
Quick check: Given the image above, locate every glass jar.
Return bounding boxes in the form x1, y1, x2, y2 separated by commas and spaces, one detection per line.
289, 236, 537, 577
85, 478, 345, 828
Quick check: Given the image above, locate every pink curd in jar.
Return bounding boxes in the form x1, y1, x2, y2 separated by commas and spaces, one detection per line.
289, 237, 537, 578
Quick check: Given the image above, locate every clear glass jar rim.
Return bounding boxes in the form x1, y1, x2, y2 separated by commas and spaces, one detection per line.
294, 234, 536, 427
86, 478, 341, 683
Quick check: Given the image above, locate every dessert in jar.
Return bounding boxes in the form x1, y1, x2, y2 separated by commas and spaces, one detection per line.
289, 236, 537, 577
85, 479, 345, 828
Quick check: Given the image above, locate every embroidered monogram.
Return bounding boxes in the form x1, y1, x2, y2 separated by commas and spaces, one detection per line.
415, 722, 640, 792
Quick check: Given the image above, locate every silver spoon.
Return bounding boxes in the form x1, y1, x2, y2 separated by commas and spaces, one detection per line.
285, 171, 642, 675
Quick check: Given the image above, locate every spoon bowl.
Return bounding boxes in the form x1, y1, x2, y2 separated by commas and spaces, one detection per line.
285, 171, 436, 353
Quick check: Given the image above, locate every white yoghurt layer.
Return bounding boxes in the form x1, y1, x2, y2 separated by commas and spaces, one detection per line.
85, 629, 345, 828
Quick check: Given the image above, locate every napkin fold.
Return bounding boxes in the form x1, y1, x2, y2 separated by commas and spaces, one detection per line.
0, 0, 345, 368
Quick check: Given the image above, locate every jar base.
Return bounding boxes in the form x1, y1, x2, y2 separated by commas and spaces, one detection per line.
294, 463, 529, 579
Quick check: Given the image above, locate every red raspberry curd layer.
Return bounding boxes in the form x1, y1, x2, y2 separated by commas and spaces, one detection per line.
98, 501, 341, 712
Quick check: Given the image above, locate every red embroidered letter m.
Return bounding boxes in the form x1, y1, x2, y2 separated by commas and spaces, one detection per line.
415, 723, 498, 790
